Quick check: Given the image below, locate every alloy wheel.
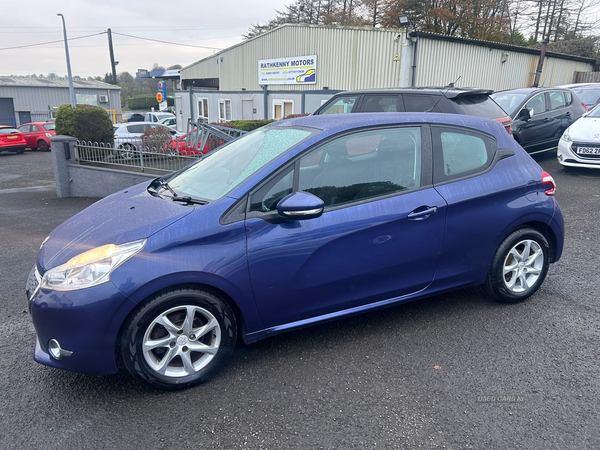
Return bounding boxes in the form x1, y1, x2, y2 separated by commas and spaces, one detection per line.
502, 239, 544, 293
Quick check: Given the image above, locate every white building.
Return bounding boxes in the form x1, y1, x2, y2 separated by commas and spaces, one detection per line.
175, 24, 594, 131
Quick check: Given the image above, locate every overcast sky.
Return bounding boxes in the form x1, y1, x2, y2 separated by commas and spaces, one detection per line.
0, 0, 286, 78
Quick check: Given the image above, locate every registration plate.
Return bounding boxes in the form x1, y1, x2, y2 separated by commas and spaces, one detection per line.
7, 135, 18, 140
576, 147, 600, 155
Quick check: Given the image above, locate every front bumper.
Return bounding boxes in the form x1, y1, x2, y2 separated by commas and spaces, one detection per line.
557, 140, 600, 168
29, 277, 137, 375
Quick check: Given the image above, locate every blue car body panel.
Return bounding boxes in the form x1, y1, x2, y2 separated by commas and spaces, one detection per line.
28, 113, 564, 374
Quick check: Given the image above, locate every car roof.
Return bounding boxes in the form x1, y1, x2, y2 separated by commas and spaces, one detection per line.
19, 122, 52, 126
493, 87, 569, 95
273, 112, 511, 144
331, 87, 494, 99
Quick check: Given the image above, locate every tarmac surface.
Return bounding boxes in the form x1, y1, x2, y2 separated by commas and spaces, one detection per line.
0, 150, 598, 449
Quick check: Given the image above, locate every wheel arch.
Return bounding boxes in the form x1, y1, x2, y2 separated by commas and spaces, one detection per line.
518, 220, 559, 263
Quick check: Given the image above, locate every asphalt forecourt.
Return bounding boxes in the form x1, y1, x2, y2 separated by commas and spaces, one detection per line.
0, 151, 598, 448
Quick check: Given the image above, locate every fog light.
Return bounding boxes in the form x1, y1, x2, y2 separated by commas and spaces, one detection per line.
48, 339, 62, 359
48, 339, 73, 359
558, 154, 563, 161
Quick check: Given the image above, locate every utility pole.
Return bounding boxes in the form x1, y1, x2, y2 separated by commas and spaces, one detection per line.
107, 28, 118, 85
57, 14, 76, 108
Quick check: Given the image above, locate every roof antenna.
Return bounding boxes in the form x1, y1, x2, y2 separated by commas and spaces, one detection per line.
425, 75, 462, 112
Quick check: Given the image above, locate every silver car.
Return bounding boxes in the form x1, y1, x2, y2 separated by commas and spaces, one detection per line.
113, 122, 178, 158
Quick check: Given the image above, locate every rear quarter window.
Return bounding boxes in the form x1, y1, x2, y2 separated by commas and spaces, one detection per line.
432, 126, 497, 183
452, 95, 507, 119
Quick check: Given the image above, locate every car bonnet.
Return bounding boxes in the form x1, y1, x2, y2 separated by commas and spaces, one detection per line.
37, 182, 193, 272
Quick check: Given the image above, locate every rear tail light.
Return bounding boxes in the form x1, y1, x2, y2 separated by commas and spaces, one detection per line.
582, 102, 588, 112
542, 171, 556, 196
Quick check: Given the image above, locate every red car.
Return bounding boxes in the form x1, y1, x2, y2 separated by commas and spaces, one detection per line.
17, 122, 55, 151
0, 126, 27, 154
166, 129, 224, 156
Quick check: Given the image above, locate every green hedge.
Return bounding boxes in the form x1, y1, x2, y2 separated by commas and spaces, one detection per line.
216, 119, 275, 131
54, 104, 114, 144
128, 95, 174, 110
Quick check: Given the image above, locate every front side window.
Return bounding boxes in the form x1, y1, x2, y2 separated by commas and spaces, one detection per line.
525, 93, 547, 116
318, 95, 358, 115
298, 127, 423, 208
18, 125, 30, 133
250, 166, 294, 212
168, 126, 316, 201
219, 99, 232, 122
433, 126, 496, 182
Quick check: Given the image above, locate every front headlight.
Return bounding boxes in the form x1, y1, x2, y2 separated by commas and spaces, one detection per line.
561, 128, 572, 143
40, 239, 146, 291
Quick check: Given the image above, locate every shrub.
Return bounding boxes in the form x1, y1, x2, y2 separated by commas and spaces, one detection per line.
55, 104, 114, 144
141, 126, 172, 153
283, 113, 310, 119
128, 95, 174, 110
213, 119, 275, 131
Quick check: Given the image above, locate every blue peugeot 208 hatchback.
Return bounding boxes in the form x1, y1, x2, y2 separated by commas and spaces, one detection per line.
27, 113, 564, 390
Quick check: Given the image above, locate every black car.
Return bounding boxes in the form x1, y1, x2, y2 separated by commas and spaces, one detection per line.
313, 87, 513, 135
491, 88, 585, 153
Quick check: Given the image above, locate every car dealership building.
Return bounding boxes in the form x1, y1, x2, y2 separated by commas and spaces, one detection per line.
175, 24, 595, 131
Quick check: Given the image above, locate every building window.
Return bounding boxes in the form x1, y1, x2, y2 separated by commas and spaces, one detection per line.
198, 98, 209, 123
273, 100, 294, 120
219, 99, 232, 122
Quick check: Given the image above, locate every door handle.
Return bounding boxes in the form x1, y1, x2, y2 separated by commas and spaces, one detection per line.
543, 118, 551, 122
408, 206, 438, 220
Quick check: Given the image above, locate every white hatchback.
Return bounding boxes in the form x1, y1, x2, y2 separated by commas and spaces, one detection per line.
558, 104, 600, 169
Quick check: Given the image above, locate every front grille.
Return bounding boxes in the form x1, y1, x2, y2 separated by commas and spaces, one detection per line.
572, 142, 600, 159
25, 265, 41, 301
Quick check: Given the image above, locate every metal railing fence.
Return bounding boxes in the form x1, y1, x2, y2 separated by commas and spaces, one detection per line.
75, 122, 247, 175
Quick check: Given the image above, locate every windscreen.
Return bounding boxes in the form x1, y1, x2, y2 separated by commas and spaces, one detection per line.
168, 126, 317, 201
452, 95, 507, 119
573, 88, 600, 105
0, 128, 19, 134
491, 92, 529, 117
587, 105, 600, 118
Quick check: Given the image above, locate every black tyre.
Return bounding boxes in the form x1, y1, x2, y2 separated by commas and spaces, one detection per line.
38, 140, 49, 152
119, 287, 237, 390
16, 147, 25, 154
484, 227, 550, 303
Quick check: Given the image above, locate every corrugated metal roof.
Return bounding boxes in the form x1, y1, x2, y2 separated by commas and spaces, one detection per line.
0, 76, 120, 90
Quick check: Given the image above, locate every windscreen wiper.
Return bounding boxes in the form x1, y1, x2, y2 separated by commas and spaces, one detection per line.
168, 195, 209, 205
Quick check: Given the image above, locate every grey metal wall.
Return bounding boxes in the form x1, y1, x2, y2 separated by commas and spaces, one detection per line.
414, 37, 594, 90
181, 25, 405, 92
574, 72, 600, 83
0, 86, 121, 126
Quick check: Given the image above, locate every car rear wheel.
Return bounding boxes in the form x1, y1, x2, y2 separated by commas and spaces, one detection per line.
119, 287, 237, 390
38, 140, 49, 152
484, 228, 550, 303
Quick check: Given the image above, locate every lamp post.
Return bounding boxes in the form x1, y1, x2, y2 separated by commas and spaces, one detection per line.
57, 13, 76, 108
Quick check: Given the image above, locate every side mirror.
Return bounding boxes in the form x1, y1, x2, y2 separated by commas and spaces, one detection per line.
518, 108, 532, 121
277, 192, 324, 220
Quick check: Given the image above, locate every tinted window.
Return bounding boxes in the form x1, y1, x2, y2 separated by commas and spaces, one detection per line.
319, 96, 358, 114
298, 127, 422, 208
548, 91, 566, 110
127, 124, 147, 133
433, 126, 496, 182
452, 95, 506, 118
43, 124, 55, 131
250, 166, 294, 212
403, 94, 438, 112
360, 95, 402, 112
525, 93, 546, 115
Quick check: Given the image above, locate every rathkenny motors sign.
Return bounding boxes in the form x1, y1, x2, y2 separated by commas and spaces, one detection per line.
258, 55, 317, 85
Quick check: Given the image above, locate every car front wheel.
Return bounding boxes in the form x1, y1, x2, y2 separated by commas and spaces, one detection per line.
484, 228, 550, 303
119, 287, 237, 390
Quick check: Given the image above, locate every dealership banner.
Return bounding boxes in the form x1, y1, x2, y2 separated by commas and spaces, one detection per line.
258, 55, 317, 85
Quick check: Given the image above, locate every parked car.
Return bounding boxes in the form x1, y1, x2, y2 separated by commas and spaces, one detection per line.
123, 112, 145, 123
557, 103, 600, 169
113, 122, 178, 158
27, 113, 564, 390
159, 117, 177, 130
0, 126, 27, 154
17, 122, 55, 151
569, 84, 600, 110
165, 128, 221, 156
313, 87, 513, 135
491, 87, 586, 153
145, 111, 175, 123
